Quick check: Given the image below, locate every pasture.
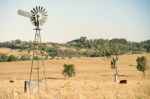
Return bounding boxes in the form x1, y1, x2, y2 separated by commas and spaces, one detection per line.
0, 54, 150, 99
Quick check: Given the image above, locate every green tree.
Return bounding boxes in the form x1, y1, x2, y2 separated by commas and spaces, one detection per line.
136, 56, 148, 77
62, 64, 76, 78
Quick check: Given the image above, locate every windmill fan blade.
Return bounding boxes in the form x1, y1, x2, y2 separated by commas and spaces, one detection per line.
31, 10, 36, 15
18, 9, 32, 18
40, 6, 43, 12
43, 14, 48, 16
38, 6, 41, 12
33, 8, 37, 13
31, 17, 35, 21
41, 8, 46, 13
43, 11, 47, 15
43, 12, 47, 15
36, 6, 38, 13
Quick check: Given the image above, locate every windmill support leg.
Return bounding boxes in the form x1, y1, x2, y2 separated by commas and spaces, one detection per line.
39, 32, 48, 92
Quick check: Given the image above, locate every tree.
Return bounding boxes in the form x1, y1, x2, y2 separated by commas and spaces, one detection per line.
99, 42, 111, 57
62, 64, 76, 78
136, 56, 148, 77
110, 44, 119, 55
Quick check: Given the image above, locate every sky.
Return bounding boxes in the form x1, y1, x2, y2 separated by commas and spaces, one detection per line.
0, 0, 150, 43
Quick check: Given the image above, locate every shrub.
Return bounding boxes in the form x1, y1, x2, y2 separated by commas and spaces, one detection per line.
20, 54, 31, 61
45, 55, 49, 60
62, 64, 76, 78
0, 53, 8, 62
33, 56, 40, 60
7, 55, 18, 62
68, 56, 72, 59
61, 56, 65, 59
136, 56, 148, 77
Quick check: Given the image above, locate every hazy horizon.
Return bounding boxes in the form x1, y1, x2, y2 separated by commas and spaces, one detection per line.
0, 0, 150, 43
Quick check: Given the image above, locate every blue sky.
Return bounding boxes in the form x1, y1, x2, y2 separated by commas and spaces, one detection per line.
0, 0, 150, 42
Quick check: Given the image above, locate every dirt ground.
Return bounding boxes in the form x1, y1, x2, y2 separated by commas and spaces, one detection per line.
0, 54, 150, 99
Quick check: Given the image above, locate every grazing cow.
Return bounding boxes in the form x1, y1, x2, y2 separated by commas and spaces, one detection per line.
10, 80, 14, 83
119, 80, 127, 84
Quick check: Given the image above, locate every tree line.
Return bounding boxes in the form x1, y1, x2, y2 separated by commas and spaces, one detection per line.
0, 37, 150, 60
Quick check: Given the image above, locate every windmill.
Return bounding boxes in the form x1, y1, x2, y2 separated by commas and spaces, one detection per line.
18, 6, 48, 93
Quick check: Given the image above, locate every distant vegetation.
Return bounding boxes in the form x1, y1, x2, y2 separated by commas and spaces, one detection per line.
0, 37, 150, 62
0, 53, 31, 62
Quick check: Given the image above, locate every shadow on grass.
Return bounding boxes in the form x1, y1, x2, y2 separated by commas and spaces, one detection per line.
46, 77, 65, 80
100, 74, 132, 77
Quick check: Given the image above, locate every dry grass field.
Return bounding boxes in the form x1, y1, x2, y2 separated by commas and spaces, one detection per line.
0, 54, 150, 99
0, 48, 30, 57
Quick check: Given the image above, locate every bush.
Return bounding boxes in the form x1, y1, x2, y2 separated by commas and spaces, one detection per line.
44, 55, 48, 60
20, 54, 31, 61
33, 56, 40, 60
62, 64, 76, 78
7, 55, 18, 62
136, 56, 148, 77
68, 56, 72, 59
0, 53, 8, 62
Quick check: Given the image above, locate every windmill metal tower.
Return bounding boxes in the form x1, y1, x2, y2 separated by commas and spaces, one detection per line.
18, 6, 48, 93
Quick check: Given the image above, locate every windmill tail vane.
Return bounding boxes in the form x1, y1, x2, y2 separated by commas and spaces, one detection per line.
18, 9, 32, 18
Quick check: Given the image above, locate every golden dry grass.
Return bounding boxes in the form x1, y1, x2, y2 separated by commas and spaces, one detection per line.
0, 53, 150, 99
0, 48, 29, 57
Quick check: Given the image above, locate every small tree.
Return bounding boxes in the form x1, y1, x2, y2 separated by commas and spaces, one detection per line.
136, 56, 148, 77
62, 64, 76, 78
